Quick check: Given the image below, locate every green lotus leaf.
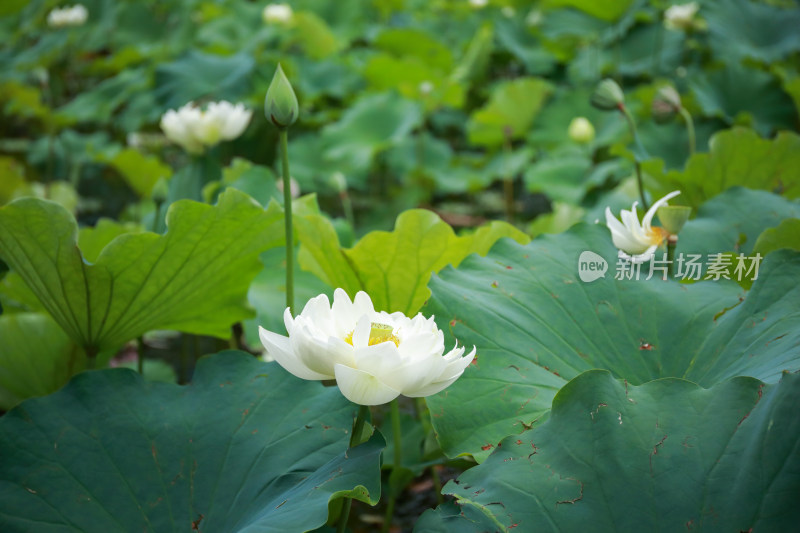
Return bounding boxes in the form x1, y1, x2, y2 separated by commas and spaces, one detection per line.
645, 128, 800, 208
296, 209, 529, 315
0, 351, 384, 532
0, 189, 278, 355
419, 370, 800, 532
425, 223, 800, 460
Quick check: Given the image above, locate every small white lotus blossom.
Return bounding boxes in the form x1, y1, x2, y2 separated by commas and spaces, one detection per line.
47, 4, 88, 28
259, 289, 476, 406
469, 0, 488, 8
262, 3, 293, 24
605, 191, 681, 263
525, 9, 543, 28
418, 80, 434, 96
568, 117, 595, 144
664, 2, 699, 31
159, 101, 252, 155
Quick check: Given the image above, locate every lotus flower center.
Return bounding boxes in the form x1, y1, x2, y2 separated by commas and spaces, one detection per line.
344, 322, 400, 347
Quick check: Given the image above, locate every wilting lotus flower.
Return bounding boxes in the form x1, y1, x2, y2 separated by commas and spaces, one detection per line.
605, 190, 681, 263
47, 4, 88, 28
160, 101, 252, 154
259, 289, 475, 406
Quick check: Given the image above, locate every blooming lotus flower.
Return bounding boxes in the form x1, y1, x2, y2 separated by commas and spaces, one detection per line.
605, 190, 681, 263
262, 3, 293, 24
47, 4, 88, 28
259, 289, 476, 406
664, 2, 699, 31
160, 101, 252, 155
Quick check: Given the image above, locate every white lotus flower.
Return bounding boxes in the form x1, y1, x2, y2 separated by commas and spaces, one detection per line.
47, 4, 88, 28
664, 2, 699, 31
469, 0, 488, 8
259, 289, 476, 406
263, 3, 293, 24
159, 101, 252, 155
605, 190, 681, 263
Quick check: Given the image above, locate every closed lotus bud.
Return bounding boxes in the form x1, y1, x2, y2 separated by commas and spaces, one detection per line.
568, 117, 595, 144
331, 171, 347, 193
590, 79, 625, 111
151, 177, 169, 205
265, 64, 299, 130
652, 86, 682, 124
657, 205, 691, 235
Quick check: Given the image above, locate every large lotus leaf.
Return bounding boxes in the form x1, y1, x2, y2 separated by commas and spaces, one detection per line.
0, 351, 384, 532
0, 313, 84, 410
568, 23, 685, 82
418, 370, 800, 532
705, 0, 800, 63
0, 189, 278, 354
94, 148, 172, 199
424, 223, 800, 460
677, 187, 800, 258
58, 68, 152, 126
363, 54, 465, 109
689, 63, 797, 136
541, 0, 636, 22
296, 209, 529, 315
373, 28, 453, 71
319, 92, 423, 185
523, 148, 592, 204
289, 11, 341, 59
493, 17, 556, 75
467, 77, 553, 147
645, 128, 800, 208
154, 51, 254, 109
753, 219, 800, 256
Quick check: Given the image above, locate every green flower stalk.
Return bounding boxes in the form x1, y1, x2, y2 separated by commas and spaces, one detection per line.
591, 78, 650, 211
265, 63, 299, 314
652, 86, 696, 156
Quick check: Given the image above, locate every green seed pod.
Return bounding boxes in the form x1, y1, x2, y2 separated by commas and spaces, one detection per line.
652, 86, 682, 124
657, 205, 691, 235
590, 78, 625, 111
264, 63, 299, 129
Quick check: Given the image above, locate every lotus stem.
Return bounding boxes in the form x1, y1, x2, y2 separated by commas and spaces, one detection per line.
137, 337, 145, 374
381, 400, 403, 533
503, 130, 515, 222
619, 105, 649, 212
337, 404, 370, 533
279, 129, 294, 316
667, 234, 678, 278
85, 346, 98, 370
678, 107, 696, 157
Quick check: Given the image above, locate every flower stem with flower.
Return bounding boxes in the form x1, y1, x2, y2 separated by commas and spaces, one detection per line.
265, 64, 300, 314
